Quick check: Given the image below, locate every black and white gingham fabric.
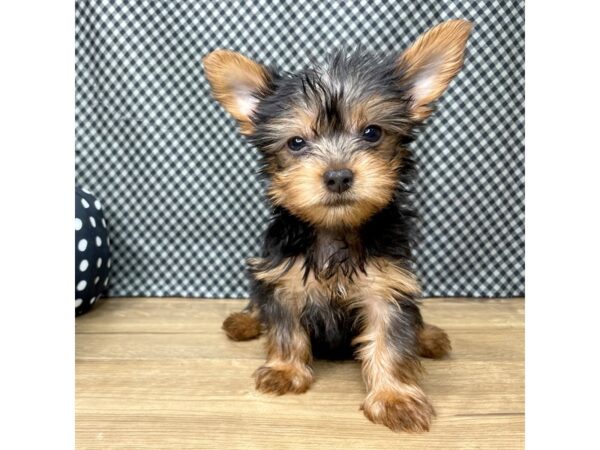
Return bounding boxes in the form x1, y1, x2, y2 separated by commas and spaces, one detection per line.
75, 0, 524, 298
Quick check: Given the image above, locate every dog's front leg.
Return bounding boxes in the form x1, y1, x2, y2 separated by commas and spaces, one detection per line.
253, 294, 313, 395
354, 296, 434, 432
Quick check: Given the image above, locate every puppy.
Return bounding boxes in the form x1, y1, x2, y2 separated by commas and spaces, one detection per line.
203, 19, 471, 432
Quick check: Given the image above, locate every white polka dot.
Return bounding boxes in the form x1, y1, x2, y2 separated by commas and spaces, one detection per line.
81, 187, 92, 194
79, 259, 89, 272
94, 276, 100, 285
78, 239, 88, 251
94, 199, 102, 210
97, 257, 102, 268
75, 298, 83, 308
107, 236, 111, 246
103, 277, 110, 287
76, 280, 87, 291
75, 218, 82, 230
107, 258, 111, 269
95, 236, 102, 247
102, 218, 107, 228
89, 217, 96, 228
81, 198, 90, 208
90, 297, 97, 304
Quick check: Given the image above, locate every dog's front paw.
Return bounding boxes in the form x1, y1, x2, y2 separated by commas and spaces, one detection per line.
361, 387, 435, 432
254, 362, 313, 395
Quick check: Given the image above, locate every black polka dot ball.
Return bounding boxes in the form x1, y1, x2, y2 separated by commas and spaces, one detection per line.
75, 186, 111, 316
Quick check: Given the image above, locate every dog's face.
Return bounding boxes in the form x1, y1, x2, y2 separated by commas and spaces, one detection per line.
204, 20, 471, 229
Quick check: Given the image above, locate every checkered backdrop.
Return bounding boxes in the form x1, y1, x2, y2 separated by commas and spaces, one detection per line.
75, 0, 524, 298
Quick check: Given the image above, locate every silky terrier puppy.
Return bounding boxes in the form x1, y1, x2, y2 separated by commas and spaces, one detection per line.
203, 19, 472, 432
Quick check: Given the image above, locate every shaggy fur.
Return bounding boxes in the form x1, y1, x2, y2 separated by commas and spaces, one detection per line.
203, 19, 471, 432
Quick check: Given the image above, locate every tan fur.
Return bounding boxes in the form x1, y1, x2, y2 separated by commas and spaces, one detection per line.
265, 322, 312, 362
352, 295, 422, 386
250, 256, 420, 310
361, 386, 435, 432
256, 323, 313, 395
345, 96, 411, 135
249, 258, 313, 315
398, 19, 472, 121
260, 96, 411, 155
346, 97, 377, 132
250, 268, 314, 395
352, 298, 433, 432
247, 257, 297, 284
252, 88, 409, 230
268, 149, 402, 228
222, 311, 262, 341
417, 323, 452, 359
254, 359, 313, 395
357, 258, 421, 301
351, 265, 433, 432
262, 106, 317, 147
202, 49, 270, 134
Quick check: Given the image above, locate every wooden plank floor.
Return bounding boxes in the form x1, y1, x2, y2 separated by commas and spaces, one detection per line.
76, 298, 524, 449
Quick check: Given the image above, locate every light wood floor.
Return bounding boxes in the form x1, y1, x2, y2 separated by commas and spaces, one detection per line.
76, 297, 524, 449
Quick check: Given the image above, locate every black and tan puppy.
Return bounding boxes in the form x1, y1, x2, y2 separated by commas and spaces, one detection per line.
203, 19, 471, 432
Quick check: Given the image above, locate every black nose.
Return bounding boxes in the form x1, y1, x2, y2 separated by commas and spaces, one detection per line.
323, 169, 354, 194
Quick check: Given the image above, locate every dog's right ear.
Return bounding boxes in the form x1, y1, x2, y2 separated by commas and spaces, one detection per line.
203, 50, 273, 135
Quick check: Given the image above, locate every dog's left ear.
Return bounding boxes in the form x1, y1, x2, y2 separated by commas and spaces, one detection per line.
398, 19, 472, 121
203, 50, 273, 135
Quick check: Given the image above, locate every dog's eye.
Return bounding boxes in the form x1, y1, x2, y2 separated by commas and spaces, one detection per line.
361, 125, 382, 143
287, 136, 307, 152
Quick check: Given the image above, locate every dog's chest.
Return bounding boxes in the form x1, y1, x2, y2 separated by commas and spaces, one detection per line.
313, 230, 362, 272
304, 231, 365, 301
